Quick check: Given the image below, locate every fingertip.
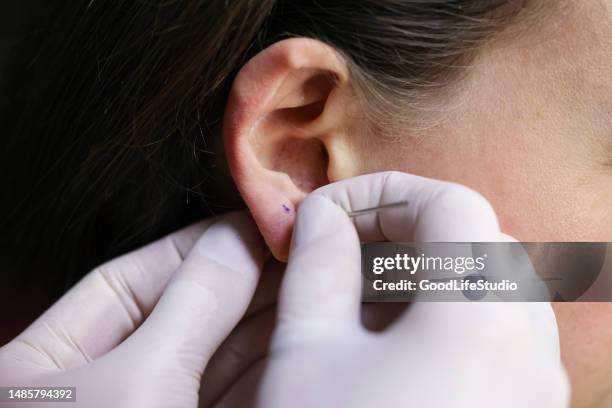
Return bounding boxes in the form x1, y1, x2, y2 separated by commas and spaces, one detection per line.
278, 195, 362, 326
191, 211, 269, 274
291, 195, 355, 252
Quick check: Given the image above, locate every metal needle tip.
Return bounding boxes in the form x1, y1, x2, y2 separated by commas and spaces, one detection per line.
346, 200, 409, 217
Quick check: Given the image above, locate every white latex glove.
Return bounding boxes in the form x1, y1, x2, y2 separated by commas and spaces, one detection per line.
257, 172, 570, 408
0, 212, 269, 408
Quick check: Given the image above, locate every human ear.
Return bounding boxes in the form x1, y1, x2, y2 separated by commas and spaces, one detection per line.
223, 38, 361, 261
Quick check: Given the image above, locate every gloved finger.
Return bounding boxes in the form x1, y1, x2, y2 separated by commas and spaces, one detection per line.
118, 212, 268, 375
391, 301, 560, 351
199, 260, 284, 406
314, 171, 502, 242
199, 305, 276, 407
9, 219, 216, 371
388, 302, 569, 405
276, 195, 362, 337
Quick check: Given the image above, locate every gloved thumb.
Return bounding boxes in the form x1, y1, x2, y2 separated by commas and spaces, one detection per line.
275, 195, 362, 339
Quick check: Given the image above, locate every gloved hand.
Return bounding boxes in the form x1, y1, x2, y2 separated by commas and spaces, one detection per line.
256, 172, 570, 408
0, 212, 269, 408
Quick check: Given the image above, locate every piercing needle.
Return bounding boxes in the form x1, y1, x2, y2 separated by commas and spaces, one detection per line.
346, 200, 409, 217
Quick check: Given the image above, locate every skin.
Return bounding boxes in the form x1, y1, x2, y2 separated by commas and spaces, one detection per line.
357, 2, 612, 407
223, 1, 611, 407
357, 4, 611, 408
358, 0, 612, 242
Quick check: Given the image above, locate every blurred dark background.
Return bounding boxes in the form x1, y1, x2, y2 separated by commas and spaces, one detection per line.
0, 2, 66, 345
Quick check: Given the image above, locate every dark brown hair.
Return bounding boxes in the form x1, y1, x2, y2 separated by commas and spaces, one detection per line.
1, 0, 529, 292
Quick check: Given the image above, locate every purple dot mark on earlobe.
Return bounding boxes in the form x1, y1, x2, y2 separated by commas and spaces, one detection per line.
282, 204, 291, 214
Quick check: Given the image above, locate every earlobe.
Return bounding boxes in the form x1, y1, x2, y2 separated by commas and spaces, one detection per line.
223, 38, 359, 260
